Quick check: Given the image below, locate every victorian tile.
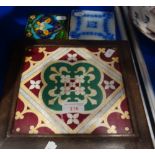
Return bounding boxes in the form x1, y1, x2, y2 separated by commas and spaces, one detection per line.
69, 10, 116, 40
12, 45, 133, 135
26, 14, 68, 40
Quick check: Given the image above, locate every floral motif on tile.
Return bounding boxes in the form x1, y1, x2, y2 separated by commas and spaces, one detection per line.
12, 46, 133, 135
26, 14, 68, 40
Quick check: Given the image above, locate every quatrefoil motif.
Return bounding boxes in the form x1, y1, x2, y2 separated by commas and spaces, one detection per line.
41, 61, 105, 113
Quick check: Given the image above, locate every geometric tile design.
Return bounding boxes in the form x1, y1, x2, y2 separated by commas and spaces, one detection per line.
69, 10, 116, 40
12, 46, 133, 135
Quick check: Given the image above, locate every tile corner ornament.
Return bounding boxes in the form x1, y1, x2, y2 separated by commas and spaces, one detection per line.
12, 46, 133, 135
26, 14, 68, 40
69, 10, 116, 40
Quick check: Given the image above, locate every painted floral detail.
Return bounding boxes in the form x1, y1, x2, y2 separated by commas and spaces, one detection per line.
67, 53, 77, 62
75, 75, 84, 83
67, 113, 79, 125
16, 128, 20, 132
48, 88, 57, 96
121, 111, 130, 119
30, 15, 36, 20
26, 15, 67, 39
38, 47, 46, 53
29, 80, 41, 90
42, 62, 103, 112
69, 82, 76, 88
25, 56, 32, 62
104, 80, 115, 90
75, 87, 85, 95
60, 75, 70, 83
125, 127, 129, 131
98, 48, 105, 54
29, 125, 38, 134
107, 125, 117, 134
60, 87, 71, 95
15, 111, 24, 120
37, 22, 46, 31
112, 57, 119, 63
94, 48, 106, 57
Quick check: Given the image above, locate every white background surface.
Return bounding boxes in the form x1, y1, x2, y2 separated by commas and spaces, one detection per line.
0, 0, 155, 6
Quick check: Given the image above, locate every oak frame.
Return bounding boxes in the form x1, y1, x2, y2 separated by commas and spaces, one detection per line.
0, 40, 153, 148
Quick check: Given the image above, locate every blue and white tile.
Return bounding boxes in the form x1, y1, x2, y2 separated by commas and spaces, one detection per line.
69, 10, 116, 40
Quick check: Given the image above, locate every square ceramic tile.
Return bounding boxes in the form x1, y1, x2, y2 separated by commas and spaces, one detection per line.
26, 14, 68, 40
12, 44, 133, 135
69, 10, 116, 40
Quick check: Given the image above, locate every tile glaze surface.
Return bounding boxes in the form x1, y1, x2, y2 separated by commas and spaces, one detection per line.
26, 14, 68, 40
12, 46, 133, 135
69, 10, 116, 40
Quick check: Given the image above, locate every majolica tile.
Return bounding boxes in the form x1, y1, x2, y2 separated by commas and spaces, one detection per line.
26, 14, 68, 39
69, 10, 116, 40
12, 45, 133, 135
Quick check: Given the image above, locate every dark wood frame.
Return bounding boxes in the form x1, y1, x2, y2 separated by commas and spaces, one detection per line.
0, 40, 153, 148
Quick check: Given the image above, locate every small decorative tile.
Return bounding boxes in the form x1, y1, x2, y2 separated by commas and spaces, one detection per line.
69, 10, 116, 40
26, 14, 68, 39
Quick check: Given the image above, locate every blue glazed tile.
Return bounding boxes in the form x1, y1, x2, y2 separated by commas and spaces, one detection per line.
69, 10, 116, 40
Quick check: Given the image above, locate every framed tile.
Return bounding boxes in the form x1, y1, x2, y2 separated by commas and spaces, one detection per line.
0, 41, 153, 148
26, 14, 68, 40
69, 10, 116, 40
12, 45, 132, 135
